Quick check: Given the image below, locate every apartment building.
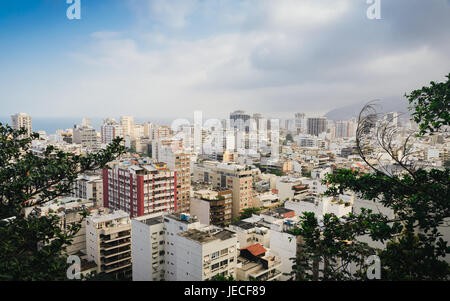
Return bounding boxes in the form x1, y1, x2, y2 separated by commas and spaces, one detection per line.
276, 176, 308, 201
193, 161, 255, 219
120, 116, 134, 139
11, 112, 32, 138
73, 123, 100, 151
101, 118, 123, 145
71, 173, 103, 206
86, 209, 132, 280
190, 188, 233, 227
158, 145, 191, 214
307, 117, 328, 137
103, 159, 177, 218
131, 213, 238, 281
228, 220, 271, 249
131, 215, 166, 281
177, 227, 237, 281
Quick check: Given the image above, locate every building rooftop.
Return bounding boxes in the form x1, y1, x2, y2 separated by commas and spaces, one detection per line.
89, 209, 130, 224
140, 216, 164, 226
267, 207, 295, 216
179, 228, 236, 244
232, 220, 255, 230
240, 243, 266, 257
166, 213, 198, 224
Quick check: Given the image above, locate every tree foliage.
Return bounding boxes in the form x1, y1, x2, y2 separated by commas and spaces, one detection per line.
239, 207, 261, 220
290, 74, 450, 281
0, 124, 125, 280
406, 73, 450, 135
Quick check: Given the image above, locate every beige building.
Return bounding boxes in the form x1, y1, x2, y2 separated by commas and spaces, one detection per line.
190, 188, 233, 227
157, 146, 191, 214
86, 209, 132, 280
236, 243, 282, 281
193, 161, 255, 219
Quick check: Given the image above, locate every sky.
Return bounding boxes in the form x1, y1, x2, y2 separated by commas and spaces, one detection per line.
0, 0, 449, 121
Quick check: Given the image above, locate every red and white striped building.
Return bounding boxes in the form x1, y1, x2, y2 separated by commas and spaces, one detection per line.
103, 159, 177, 217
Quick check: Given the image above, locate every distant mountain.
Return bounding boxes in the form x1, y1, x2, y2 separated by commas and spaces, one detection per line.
325, 98, 411, 121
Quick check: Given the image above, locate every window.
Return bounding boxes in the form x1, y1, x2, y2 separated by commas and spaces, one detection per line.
220, 248, 228, 256
211, 251, 220, 260
211, 263, 220, 270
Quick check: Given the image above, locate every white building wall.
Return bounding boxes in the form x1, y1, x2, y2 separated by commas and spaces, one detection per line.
131, 218, 165, 281
269, 229, 297, 281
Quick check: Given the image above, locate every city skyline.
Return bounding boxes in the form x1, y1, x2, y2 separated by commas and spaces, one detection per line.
1, 0, 449, 120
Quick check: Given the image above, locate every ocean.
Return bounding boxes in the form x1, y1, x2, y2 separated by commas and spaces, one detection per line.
0, 116, 176, 135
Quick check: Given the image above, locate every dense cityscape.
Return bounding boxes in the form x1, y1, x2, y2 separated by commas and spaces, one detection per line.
0, 0, 449, 291
7, 107, 449, 281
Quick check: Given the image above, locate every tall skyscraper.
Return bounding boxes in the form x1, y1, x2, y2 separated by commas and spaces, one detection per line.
230, 110, 251, 133
335, 120, 356, 138
307, 117, 328, 136
295, 113, 307, 134
11, 113, 32, 138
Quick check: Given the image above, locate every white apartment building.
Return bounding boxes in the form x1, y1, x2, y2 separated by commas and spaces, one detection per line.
285, 195, 352, 218
101, 118, 123, 145
228, 220, 271, 249
71, 173, 103, 206
131, 213, 238, 281
11, 112, 32, 138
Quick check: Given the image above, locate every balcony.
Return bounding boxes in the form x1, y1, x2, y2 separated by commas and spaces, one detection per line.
101, 253, 131, 266
101, 238, 131, 251
101, 247, 131, 258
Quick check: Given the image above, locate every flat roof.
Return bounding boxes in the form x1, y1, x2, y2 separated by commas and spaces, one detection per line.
179, 228, 235, 244
232, 220, 255, 230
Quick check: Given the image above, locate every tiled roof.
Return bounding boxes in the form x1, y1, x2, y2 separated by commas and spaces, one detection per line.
240, 243, 267, 256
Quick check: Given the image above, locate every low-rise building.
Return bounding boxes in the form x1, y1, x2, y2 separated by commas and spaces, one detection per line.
236, 243, 282, 281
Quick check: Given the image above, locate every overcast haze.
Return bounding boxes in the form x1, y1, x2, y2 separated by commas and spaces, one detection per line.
0, 0, 449, 121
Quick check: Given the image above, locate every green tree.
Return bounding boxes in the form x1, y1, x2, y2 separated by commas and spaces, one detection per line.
406, 73, 450, 135
0, 124, 125, 280
290, 74, 450, 281
210, 274, 236, 281
239, 207, 261, 220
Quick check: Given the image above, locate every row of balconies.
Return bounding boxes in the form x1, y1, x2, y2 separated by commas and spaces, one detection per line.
101, 252, 131, 266
100, 238, 131, 251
